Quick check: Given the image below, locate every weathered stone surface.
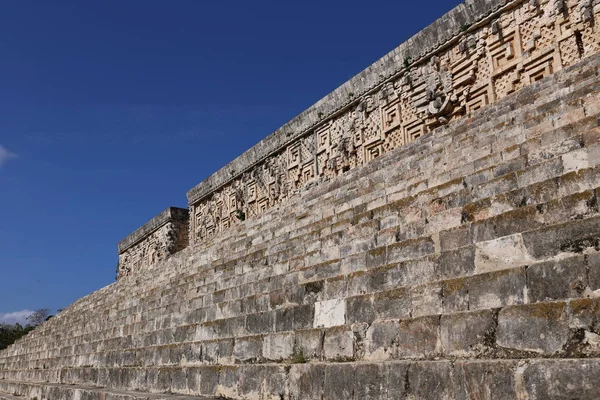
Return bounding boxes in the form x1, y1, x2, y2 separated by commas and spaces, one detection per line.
523, 360, 600, 400
440, 310, 496, 356
117, 207, 189, 279
497, 303, 570, 355
314, 298, 346, 328
323, 326, 354, 361
474, 234, 533, 275
262, 332, 294, 361
3, 1, 600, 399
526, 256, 588, 302
468, 268, 526, 310
396, 316, 439, 359
458, 360, 518, 400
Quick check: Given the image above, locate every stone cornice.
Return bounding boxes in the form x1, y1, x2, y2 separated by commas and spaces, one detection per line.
117, 207, 189, 254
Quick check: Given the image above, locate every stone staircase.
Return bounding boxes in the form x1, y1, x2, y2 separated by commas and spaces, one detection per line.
1, 53, 600, 399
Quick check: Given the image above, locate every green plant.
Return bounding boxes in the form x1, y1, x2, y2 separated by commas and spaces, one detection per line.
235, 209, 246, 221
291, 348, 307, 364
460, 23, 472, 32
403, 56, 412, 69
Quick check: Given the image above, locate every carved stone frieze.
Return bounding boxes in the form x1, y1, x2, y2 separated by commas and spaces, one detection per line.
117, 207, 189, 280
186, 0, 600, 245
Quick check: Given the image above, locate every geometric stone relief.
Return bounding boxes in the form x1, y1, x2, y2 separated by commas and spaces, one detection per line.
187, 0, 600, 245
117, 207, 189, 280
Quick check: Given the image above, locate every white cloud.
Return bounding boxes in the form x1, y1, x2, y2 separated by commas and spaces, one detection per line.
0, 310, 34, 325
0, 145, 17, 168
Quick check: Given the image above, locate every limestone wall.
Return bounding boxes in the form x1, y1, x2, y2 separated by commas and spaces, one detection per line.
117, 207, 189, 280
0, 50, 600, 399
187, 0, 600, 245
1, 0, 600, 399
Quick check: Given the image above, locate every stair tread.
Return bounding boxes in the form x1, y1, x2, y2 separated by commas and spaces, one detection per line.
0, 381, 218, 399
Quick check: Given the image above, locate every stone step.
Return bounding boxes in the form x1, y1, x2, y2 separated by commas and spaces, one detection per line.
10, 80, 600, 354
3, 9, 600, 398
2, 359, 600, 399
0, 381, 217, 399
1, 292, 598, 374
8, 162, 600, 365
14, 76, 592, 336
14, 161, 596, 354
4, 166, 600, 368
2, 54, 600, 368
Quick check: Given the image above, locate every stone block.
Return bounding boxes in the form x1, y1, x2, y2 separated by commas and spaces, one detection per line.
373, 288, 411, 320
288, 364, 324, 400
294, 329, 323, 360
439, 225, 471, 251
385, 362, 410, 398
323, 276, 348, 299
440, 310, 495, 356
323, 326, 354, 361
568, 298, 600, 332
438, 245, 476, 280
522, 216, 600, 259
346, 294, 375, 324
216, 366, 239, 398
274, 307, 294, 332
366, 246, 387, 269
262, 332, 294, 361
246, 311, 274, 335
233, 336, 263, 363
386, 256, 437, 288
364, 320, 400, 360
146, 367, 171, 393
474, 234, 533, 274
293, 304, 315, 331
523, 360, 600, 400
526, 255, 587, 302
407, 361, 463, 400
586, 252, 600, 292
314, 299, 346, 328
396, 316, 439, 359
323, 364, 355, 400
170, 367, 187, 394
188, 366, 218, 396
497, 302, 570, 355
457, 360, 518, 400
387, 238, 435, 264
354, 363, 388, 400
442, 277, 469, 313
410, 282, 442, 317
238, 365, 287, 400
468, 267, 526, 310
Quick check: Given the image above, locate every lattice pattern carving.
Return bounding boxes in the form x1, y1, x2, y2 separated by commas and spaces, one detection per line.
188, 0, 600, 243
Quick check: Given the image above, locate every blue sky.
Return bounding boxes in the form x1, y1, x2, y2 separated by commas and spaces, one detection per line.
0, 0, 460, 320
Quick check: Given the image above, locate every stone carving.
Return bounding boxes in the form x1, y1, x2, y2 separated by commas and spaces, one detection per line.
117, 207, 189, 279
426, 56, 456, 125
186, 0, 600, 245
579, 0, 593, 22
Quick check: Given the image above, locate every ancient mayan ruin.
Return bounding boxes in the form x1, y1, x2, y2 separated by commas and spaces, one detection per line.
2, 0, 600, 398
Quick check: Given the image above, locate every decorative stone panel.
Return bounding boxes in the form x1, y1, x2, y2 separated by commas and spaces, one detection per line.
186, 0, 600, 244
116, 207, 189, 280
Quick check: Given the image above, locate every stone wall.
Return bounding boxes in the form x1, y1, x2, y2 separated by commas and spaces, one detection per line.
117, 207, 189, 280
1, 0, 600, 399
0, 49, 600, 399
187, 0, 600, 245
